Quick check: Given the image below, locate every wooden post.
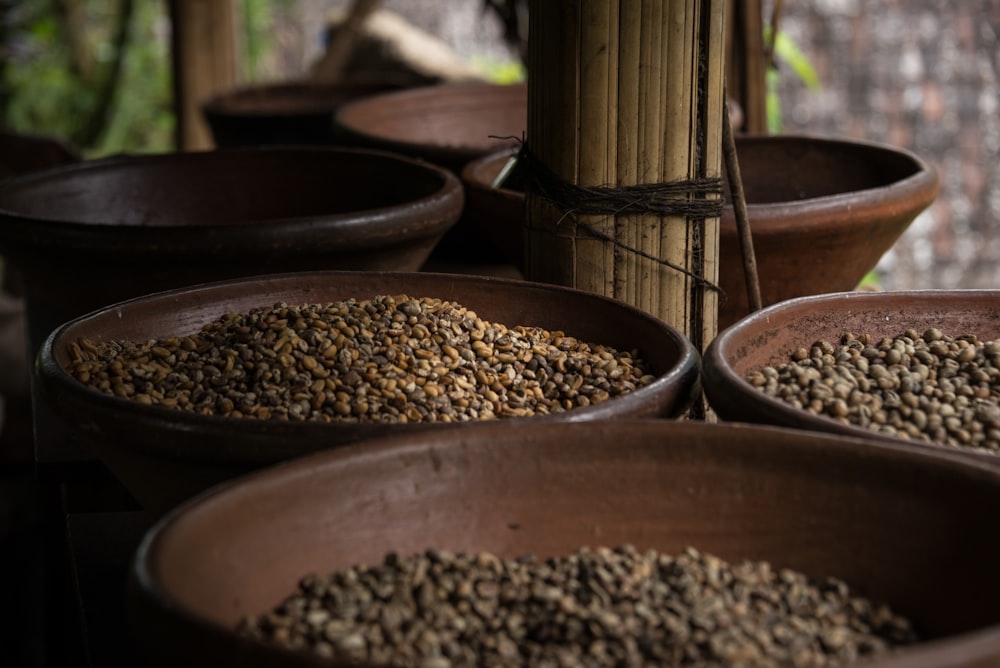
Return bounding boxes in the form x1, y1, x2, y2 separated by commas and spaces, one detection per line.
169, 0, 239, 151
525, 0, 727, 351
726, 0, 768, 133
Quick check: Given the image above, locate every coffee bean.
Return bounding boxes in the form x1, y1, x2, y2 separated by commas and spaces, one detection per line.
747, 330, 1000, 452
67, 295, 654, 424
238, 545, 918, 666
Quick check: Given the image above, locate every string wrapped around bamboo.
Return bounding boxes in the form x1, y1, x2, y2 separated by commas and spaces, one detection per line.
525, 0, 726, 351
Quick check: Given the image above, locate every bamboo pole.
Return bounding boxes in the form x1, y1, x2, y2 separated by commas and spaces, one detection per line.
525, 0, 727, 350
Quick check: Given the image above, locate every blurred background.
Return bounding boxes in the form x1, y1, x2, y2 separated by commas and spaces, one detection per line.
2, 0, 998, 290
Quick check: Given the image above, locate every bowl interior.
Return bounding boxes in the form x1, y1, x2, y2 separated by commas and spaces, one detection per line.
133, 420, 1000, 667
39, 271, 699, 513
0, 148, 450, 226
703, 290, 1000, 459
727, 134, 928, 204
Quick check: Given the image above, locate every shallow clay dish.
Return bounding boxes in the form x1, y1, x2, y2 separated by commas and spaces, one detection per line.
702, 289, 1000, 466
461, 134, 939, 329
201, 81, 404, 148
128, 419, 1000, 667
0, 146, 462, 360
37, 270, 699, 514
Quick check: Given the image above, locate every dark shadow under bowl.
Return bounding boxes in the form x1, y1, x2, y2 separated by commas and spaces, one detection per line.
129, 419, 1000, 667
38, 270, 700, 514
201, 81, 406, 148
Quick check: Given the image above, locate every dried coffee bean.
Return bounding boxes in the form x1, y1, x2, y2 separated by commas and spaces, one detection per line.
66, 295, 654, 423
747, 330, 1000, 452
238, 545, 918, 667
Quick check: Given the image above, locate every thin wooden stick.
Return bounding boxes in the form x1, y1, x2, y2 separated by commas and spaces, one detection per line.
722, 89, 762, 313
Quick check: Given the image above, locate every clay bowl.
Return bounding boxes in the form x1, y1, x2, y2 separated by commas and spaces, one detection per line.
201, 81, 405, 148
333, 81, 526, 173
128, 419, 1000, 668
702, 289, 1000, 466
0, 146, 462, 361
334, 81, 528, 268
461, 134, 940, 329
37, 270, 700, 514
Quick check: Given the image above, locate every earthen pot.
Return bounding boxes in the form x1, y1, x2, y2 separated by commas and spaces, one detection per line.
333, 82, 526, 172
201, 81, 406, 148
37, 270, 700, 514
129, 419, 1000, 667
335, 82, 526, 266
702, 289, 1000, 466
0, 147, 463, 361
461, 134, 939, 328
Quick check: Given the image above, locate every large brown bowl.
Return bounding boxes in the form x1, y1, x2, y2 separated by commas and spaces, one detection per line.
461, 134, 940, 329
0, 147, 463, 361
333, 82, 526, 173
37, 270, 700, 514
702, 289, 1000, 466
128, 419, 1000, 668
201, 81, 406, 148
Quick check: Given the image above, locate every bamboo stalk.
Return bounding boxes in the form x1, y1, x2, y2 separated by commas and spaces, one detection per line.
699, 0, 727, 349
637, 0, 664, 315
658, 0, 694, 327
616, 0, 641, 305
575, 0, 617, 297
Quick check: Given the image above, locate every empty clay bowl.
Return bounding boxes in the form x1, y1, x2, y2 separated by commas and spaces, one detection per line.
461, 134, 940, 329
333, 82, 526, 172
0, 146, 463, 360
702, 289, 1000, 466
335, 81, 528, 268
37, 270, 699, 514
128, 419, 1000, 667
201, 81, 405, 148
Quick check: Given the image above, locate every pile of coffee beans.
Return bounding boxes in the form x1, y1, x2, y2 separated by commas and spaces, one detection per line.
238, 545, 918, 667
746, 329, 1000, 452
65, 295, 654, 422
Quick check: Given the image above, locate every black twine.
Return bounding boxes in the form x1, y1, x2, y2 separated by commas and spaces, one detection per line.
503, 140, 724, 295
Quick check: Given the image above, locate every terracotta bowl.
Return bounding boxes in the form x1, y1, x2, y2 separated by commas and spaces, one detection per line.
201, 81, 405, 148
128, 419, 1000, 668
0, 147, 463, 360
37, 270, 700, 514
334, 81, 528, 268
461, 134, 940, 329
702, 289, 1000, 466
333, 82, 526, 172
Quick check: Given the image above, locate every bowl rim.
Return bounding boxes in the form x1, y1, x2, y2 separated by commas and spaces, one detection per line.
333, 81, 527, 167
0, 146, 464, 254
703, 288, 1000, 463
129, 418, 1000, 668
37, 269, 701, 462
463, 132, 940, 217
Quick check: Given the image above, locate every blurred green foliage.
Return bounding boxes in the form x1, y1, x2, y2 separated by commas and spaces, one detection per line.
2, 0, 288, 158
765, 26, 821, 134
